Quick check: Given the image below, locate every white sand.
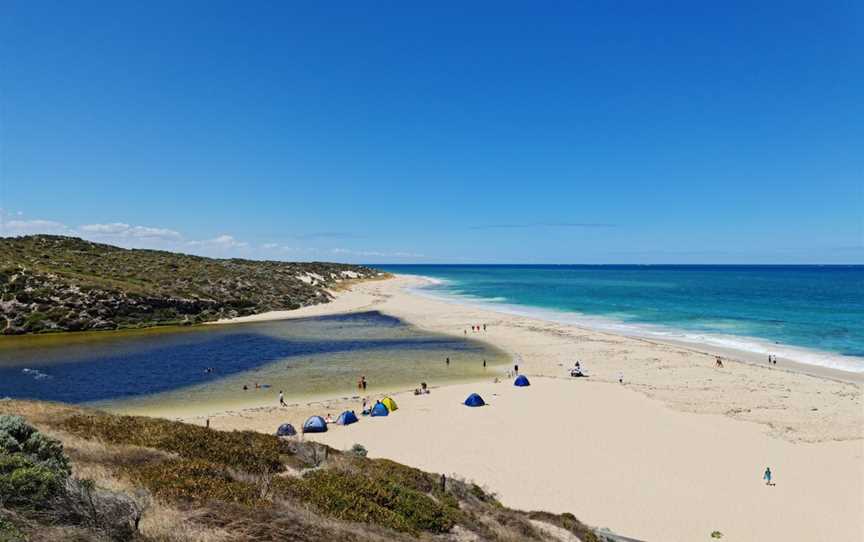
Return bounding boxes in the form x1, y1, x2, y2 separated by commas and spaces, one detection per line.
190, 275, 863, 541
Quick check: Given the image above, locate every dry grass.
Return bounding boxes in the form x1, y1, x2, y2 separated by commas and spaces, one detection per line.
138, 503, 233, 542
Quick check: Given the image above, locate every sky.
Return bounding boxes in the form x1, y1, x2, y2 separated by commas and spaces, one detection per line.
1, 1, 861, 264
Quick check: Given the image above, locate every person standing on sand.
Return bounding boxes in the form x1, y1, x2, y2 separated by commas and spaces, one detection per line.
763, 467, 773, 485
446, 357, 450, 367
483, 359, 487, 368
278, 390, 286, 407
483, 324, 487, 331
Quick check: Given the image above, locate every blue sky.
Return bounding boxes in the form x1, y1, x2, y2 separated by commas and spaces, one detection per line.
1, 1, 861, 263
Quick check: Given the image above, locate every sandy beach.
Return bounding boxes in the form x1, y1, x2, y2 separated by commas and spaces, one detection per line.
193, 275, 863, 541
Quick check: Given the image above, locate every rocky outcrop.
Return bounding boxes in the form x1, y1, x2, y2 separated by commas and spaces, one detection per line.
0, 236, 382, 334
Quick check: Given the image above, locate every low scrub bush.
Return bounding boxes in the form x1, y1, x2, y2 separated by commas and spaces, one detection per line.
273, 468, 457, 535
127, 458, 260, 506
0, 415, 69, 508
0, 454, 63, 508
0, 415, 69, 474
0, 415, 145, 539
62, 414, 291, 473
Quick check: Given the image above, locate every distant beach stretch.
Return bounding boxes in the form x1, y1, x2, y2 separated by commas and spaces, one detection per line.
387, 264, 864, 374
194, 274, 862, 542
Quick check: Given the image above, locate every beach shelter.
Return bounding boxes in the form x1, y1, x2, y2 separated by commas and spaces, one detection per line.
336, 410, 359, 425
514, 375, 531, 387
276, 423, 297, 437
302, 415, 328, 433
381, 397, 398, 412
370, 402, 390, 417
464, 393, 485, 407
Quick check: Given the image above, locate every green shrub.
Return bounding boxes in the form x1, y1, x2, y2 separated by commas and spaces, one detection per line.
0, 416, 35, 443
273, 468, 457, 535
127, 459, 260, 506
0, 415, 69, 474
0, 516, 25, 542
354, 457, 436, 493
62, 414, 289, 473
0, 454, 63, 508
0, 433, 20, 454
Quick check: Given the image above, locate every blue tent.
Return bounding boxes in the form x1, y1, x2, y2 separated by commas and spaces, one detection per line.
302, 415, 328, 433
276, 423, 297, 437
464, 393, 486, 407
336, 410, 359, 425
514, 375, 531, 387
370, 402, 389, 417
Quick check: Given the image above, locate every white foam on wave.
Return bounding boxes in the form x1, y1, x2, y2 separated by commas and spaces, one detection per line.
21, 368, 51, 380
406, 277, 864, 374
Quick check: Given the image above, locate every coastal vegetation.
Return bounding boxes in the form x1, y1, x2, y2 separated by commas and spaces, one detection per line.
0, 400, 602, 541
0, 235, 381, 335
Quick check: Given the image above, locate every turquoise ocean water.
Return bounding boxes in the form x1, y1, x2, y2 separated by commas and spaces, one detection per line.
380, 265, 864, 372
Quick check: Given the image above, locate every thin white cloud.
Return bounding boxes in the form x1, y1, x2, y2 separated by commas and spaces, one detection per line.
188, 234, 248, 249
331, 247, 425, 259
1, 211, 249, 256
79, 222, 182, 240
0, 209, 73, 236
2, 219, 71, 236
0, 210, 431, 261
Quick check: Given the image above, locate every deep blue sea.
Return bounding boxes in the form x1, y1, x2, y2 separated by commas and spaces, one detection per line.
379, 265, 864, 372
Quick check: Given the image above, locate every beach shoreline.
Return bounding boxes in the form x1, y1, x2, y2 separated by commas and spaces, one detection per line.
215, 273, 864, 386
179, 274, 862, 541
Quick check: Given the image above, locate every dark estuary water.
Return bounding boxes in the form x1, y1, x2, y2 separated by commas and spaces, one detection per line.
0, 311, 507, 413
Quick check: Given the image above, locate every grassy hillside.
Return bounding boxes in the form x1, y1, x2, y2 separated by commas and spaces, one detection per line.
0, 236, 382, 335
0, 400, 605, 542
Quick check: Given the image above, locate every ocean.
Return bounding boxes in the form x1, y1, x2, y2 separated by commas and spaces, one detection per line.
379, 265, 864, 372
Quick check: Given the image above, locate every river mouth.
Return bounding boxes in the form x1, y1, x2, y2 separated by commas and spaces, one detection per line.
0, 311, 509, 415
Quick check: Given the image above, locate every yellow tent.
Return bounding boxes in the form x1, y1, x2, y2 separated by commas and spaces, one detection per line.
381, 397, 398, 412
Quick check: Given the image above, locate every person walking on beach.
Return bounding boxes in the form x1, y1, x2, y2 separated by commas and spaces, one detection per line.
763, 467, 773, 486
446, 357, 450, 367
514, 363, 519, 375
278, 390, 286, 407
362, 376, 367, 390
483, 359, 487, 369
483, 324, 487, 331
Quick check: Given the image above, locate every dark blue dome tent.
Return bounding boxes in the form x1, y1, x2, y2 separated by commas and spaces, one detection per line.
370, 401, 390, 417
464, 393, 486, 407
276, 423, 297, 437
336, 410, 359, 425
514, 374, 530, 387
302, 415, 328, 433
